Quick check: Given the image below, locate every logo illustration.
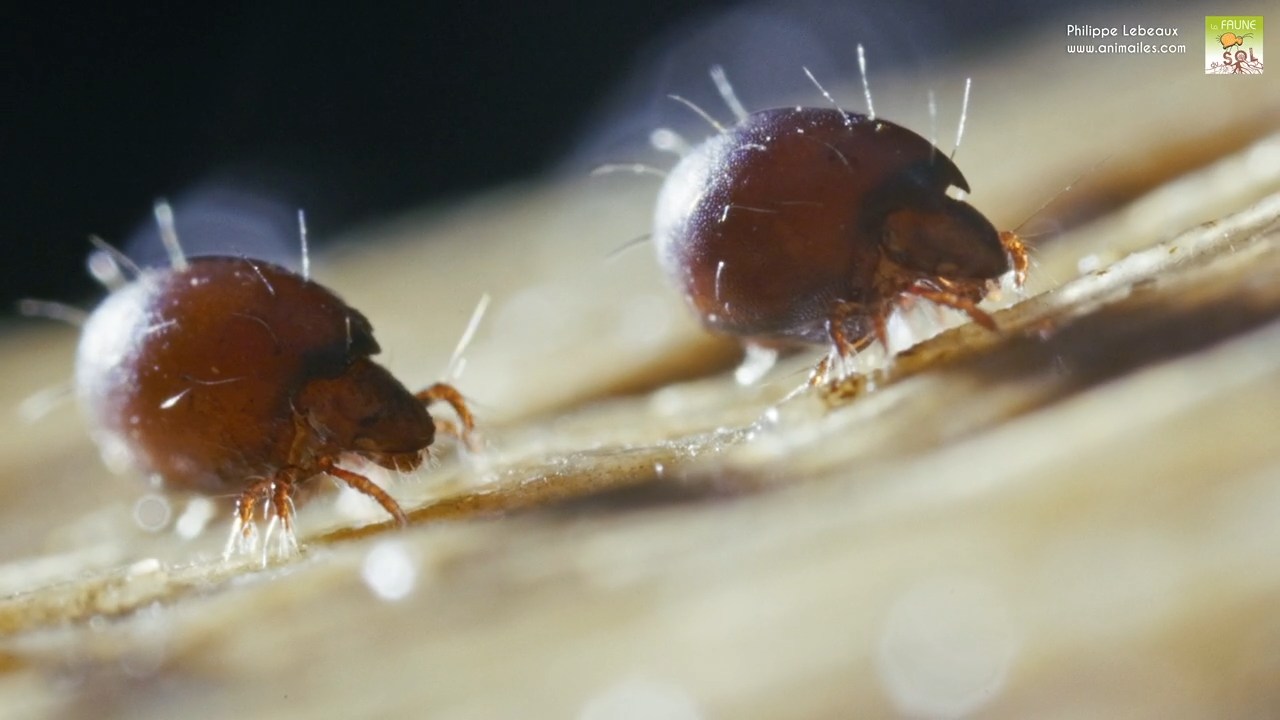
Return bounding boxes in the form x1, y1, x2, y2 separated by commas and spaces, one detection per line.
1206, 16, 1264, 74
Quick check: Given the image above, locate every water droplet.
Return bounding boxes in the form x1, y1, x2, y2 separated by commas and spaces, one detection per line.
132, 494, 171, 532
361, 540, 417, 602
1077, 253, 1102, 274
174, 497, 216, 539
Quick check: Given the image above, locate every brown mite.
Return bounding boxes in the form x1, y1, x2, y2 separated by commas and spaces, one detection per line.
75, 229, 474, 554
652, 100, 1027, 379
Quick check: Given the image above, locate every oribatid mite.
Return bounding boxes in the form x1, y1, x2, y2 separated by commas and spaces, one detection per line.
651, 62, 1027, 380
75, 204, 475, 554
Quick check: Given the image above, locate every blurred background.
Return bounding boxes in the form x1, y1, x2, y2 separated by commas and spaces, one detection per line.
5, 0, 1126, 307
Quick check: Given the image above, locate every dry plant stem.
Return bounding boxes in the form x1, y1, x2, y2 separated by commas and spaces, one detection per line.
0, 193, 1274, 637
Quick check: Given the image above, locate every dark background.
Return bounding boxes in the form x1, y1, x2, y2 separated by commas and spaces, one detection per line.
8, 2, 736, 307
6, 1, 1092, 310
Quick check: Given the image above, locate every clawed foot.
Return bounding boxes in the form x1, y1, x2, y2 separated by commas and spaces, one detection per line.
223, 477, 300, 564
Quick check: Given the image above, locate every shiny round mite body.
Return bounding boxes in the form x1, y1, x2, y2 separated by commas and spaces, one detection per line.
76, 256, 473, 546
653, 107, 1026, 362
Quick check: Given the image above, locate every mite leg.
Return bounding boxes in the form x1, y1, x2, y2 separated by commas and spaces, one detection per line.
999, 230, 1029, 287
270, 476, 300, 558
223, 476, 274, 559
811, 302, 879, 386
825, 301, 879, 358
235, 477, 274, 536
321, 459, 409, 527
416, 382, 477, 449
905, 285, 997, 331
870, 309, 891, 353
808, 354, 832, 387
896, 293, 950, 326
431, 418, 465, 442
